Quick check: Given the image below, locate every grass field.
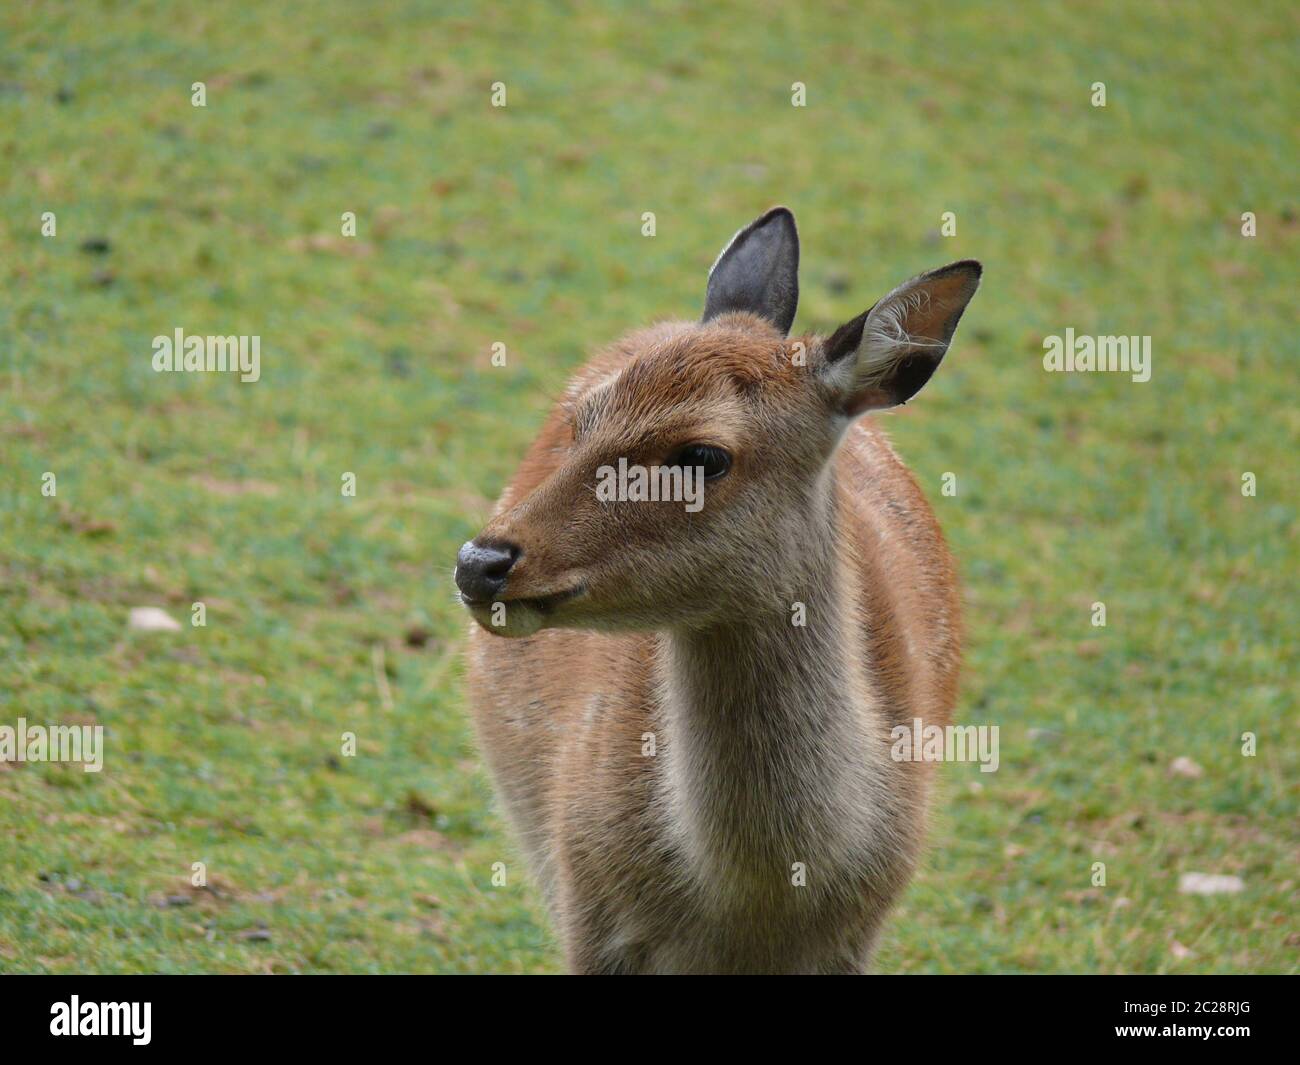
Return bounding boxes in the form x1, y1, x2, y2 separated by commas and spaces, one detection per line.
0, 1, 1295, 973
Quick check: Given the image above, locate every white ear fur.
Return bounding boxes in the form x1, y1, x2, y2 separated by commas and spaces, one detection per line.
852, 287, 946, 390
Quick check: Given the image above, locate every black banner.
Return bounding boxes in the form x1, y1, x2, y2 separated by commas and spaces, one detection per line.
0, 975, 1286, 1051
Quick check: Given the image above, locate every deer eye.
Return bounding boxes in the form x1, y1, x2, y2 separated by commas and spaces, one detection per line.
669, 444, 731, 480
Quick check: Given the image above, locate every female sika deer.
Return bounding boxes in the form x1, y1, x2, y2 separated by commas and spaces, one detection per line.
456, 208, 981, 973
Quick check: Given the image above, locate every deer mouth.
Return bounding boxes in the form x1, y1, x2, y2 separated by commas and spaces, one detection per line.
460, 585, 584, 614
462, 584, 586, 639
519, 586, 585, 613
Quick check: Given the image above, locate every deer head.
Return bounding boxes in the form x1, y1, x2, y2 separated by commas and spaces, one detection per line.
456, 207, 981, 637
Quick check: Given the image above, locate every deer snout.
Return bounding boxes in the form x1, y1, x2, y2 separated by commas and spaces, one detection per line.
455, 539, 520, 603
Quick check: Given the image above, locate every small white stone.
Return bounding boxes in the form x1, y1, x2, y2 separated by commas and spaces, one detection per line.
129, 607, 182, 632
1178, 872, 1244, 896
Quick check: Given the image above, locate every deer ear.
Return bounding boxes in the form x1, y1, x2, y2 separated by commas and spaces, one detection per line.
702, 207, 799, 336
820, 260, 981, 416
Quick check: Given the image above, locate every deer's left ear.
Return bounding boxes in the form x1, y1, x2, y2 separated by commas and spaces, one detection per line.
820, 260, 982, 416
702, 207, 800, 336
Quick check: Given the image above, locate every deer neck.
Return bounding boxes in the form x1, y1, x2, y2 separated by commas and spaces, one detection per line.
655, 480, 892, 885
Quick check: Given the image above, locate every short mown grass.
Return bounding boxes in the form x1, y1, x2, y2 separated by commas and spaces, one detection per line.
0, 1, 1295, 973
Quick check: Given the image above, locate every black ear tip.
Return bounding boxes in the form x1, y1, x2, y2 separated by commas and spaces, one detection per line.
935, 258, 981, 277
927, 258, 982, 294
758, 205, 797, 233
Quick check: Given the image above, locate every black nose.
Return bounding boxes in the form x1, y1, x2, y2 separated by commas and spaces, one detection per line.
455, 539, 520, 603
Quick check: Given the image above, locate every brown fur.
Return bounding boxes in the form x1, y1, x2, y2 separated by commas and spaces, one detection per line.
461, 307, 965, 973
458, 218, 980, 972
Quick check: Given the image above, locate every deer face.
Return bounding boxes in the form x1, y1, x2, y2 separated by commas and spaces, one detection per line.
457, 208, 980, 638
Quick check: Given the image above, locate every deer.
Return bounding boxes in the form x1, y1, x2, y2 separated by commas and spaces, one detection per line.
455, 207, 981, 973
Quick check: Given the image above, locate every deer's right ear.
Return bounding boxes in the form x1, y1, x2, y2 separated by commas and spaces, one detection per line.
702, 207, 799, 336
819, 260, 981, 416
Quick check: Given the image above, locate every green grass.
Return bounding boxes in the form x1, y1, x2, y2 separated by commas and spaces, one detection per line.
0, 0, 1295, 973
